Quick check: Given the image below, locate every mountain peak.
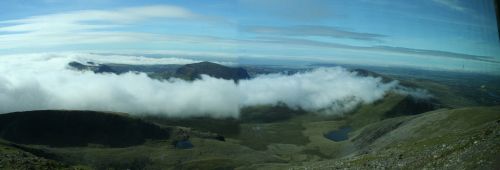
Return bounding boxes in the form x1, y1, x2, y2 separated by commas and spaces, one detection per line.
175, 61, 250, 81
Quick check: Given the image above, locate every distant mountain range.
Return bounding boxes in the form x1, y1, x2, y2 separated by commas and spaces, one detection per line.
68, 61, 250, 81
175, 61, 250, 81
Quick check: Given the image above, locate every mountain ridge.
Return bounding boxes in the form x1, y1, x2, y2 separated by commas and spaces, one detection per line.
67, 61, 250, 81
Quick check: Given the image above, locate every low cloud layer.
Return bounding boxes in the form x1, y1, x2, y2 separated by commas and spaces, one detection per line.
239, 69, 397, 114
0, 53, 421, 118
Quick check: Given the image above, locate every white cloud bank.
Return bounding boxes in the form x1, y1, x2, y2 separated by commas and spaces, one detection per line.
0, 53, 422, 118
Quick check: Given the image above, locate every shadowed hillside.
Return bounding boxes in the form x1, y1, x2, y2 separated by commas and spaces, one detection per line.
0, 110, 171, 147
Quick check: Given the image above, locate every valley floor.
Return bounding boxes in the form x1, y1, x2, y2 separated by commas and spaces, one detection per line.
0, 105, 499, 169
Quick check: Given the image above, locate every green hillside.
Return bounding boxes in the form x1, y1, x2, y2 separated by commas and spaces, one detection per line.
0, 105, 498, 169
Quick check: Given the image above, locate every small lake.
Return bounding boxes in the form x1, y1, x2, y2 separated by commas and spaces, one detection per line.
175, 140, 194, 149
324, 126, 352, 142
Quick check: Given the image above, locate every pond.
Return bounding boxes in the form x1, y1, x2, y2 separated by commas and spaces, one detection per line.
175, 140, 194, 149
324, 126, 352, 142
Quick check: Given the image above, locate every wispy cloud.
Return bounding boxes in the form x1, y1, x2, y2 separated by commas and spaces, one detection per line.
238, 0, 334, 21
0, 4, 497, 74
1, 5, 197, 27
431, 0, 466, 12
241, 25, 386, 41
251, 36, 499, 64
0, 5, 199, 49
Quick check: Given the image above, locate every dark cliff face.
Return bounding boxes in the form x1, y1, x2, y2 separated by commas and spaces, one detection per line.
175, 61, 250, 81
0, 110, 170, 147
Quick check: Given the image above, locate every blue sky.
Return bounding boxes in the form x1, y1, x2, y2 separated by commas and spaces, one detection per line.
0, 0, 499, 74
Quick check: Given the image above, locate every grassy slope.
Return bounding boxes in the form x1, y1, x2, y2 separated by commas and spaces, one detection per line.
406, 78, 478, 108
1, 106, 497, 169
289, 106, 500, 169
0, 140, 91, 170
41, 138, 284, 170
0, 99, 497, 169
348, 93, 407, 129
